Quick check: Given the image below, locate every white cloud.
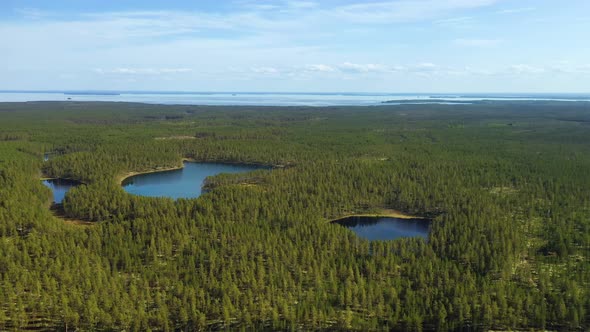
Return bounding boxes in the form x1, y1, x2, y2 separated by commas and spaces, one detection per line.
250, 67, 281, 74
95, 68, 193, 75
238, 3, 281, 11
496, 7, 535, 14
330, 0, 499, 24
338, 62, 389, 73
229, 62, 481, 78
454, 38, 502, 47
304, 64, 337, 72
236, 0, 317, 11
509, 64, 545, 75
546, 63, 590, 75
14, 8, 50, 20
79, 11, 234, 38
3, 1, 590, 92
434, 16, 475, 27
413, 62, 438, 71
96, 62, 584, 80
462, 66, 495, 76
11, 0, 498, 44
285, 1, 318, 10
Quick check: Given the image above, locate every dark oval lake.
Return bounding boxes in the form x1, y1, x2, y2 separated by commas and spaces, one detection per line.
122, 162, 265, 199
42, 179, 80, 204
333, 216, 430, 241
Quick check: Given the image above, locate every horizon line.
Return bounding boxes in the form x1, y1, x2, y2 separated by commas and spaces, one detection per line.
1, 90, 590, 95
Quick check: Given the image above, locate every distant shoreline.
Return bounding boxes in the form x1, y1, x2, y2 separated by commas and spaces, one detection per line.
117, 158, 276, 185
117, 164, 184, 185
2, 91, 590, 107
330, 208, 426, 221
64, 92, 120, 96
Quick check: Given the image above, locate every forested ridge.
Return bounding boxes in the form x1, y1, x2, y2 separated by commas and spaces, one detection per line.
0, 101, 588, 331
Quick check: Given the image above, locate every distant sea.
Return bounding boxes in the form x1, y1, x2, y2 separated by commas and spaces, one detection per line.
0, 91, 589, 106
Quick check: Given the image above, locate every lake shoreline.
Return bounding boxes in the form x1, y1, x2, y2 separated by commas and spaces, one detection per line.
117, 163, 184, 185
117, 158, 277, 185
40, 175, 87, 185
330, 208, 425, 222
332, 213, 430, 241
119, 159, 269, 199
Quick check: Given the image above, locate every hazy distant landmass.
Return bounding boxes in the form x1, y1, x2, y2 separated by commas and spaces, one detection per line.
64, 92, 121, 96
382, 99, 474, 104
0, 90, 589, 106
457, 93, 590, 100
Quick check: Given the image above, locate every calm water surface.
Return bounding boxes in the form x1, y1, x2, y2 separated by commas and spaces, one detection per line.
333, 216, 430, 241
2, 91, 588, 106
122, 162, 264, 199
42, 179, 79, 204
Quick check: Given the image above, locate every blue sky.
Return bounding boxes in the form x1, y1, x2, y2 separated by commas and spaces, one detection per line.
1, 0, 590, 92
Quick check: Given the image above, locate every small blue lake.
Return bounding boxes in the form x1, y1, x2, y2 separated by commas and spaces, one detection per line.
42, 179, 79, 204
121, 162, 265, 199
333, 216, 430, 241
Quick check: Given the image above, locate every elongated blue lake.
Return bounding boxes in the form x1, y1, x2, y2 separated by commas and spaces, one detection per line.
42, 179, 79, 204
122, 162, 265, 199
333, 216, 430, 241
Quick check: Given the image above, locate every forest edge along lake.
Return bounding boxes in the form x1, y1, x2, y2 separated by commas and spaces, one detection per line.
332, 214, 431, 241
40, 160, 269, 225
41, 178, 81, 204
120, 160, 269, 199
41, 160, 271, 205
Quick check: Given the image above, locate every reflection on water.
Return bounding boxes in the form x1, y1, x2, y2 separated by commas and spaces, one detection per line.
333, 216, 430, 241
122, 162, 265, 199
42, 179, 79, 204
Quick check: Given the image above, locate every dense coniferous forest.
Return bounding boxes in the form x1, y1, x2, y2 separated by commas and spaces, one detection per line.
0, 101, 588, 330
